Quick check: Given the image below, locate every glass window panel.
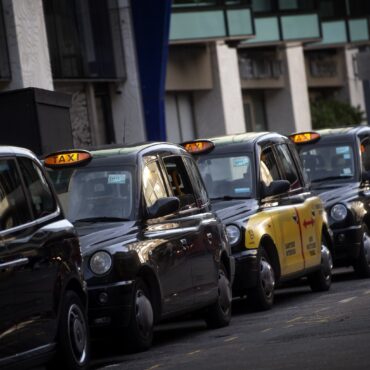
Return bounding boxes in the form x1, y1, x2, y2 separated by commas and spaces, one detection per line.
279, 0, 298, 10
252, 0, 272, 12
260, 147, 282, 186
315, 21, 347, 45
143, 161, 168, 208
172, 0, 218, 7
0, 0, 10, 79
318, 0, 347, 18
281, 14, 320, 40
170, 11, 226, 40
227, 9, 253, 36
349, 19, 369, 42
0, 159, 32, 231
246, 17, 280, 43
18, 158, 56, 219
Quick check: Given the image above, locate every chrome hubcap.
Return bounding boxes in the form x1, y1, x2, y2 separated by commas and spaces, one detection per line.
135, 290, 153, 337
67, 304, 87, 365
363, 231, 370, 265
218, 270, 231, 314
321, 244, 333, 280
260, 257, 275, 297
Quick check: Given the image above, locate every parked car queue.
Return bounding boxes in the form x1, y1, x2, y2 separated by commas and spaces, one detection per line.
1, 127, 369, 369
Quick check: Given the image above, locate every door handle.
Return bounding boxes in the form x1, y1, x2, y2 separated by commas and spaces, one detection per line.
0, 257, 29, 270
206, 233, 213, 243
292, 215, 298, 223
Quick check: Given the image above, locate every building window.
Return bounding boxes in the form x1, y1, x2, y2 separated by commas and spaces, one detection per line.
43, 0, 125, 79
307, 51, 338, 78
165, 93, 196, 143
243, 91, 268, 132
0, 0, 10, 80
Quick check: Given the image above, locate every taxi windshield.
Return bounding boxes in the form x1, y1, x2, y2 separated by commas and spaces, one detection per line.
297, 142, 357, 183
48, 165, 134, 223
196, 153, 254, 199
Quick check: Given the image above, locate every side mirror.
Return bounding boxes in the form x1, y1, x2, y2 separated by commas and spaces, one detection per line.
147, 197, 180, 219
261, 180, 290, 198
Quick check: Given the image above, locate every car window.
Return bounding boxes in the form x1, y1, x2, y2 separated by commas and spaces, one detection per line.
298, 143, 355, 182
361, 138, 370, 172
260, 147, 282, 186
162, 156, 196, 209
18, 157, 57, 219
183, 156, 208, 207
48, 165, 134, 222
143, 161, 168, 208
275, 144, 302, 189
197, 154, 253, 199
0, 159, 32, 230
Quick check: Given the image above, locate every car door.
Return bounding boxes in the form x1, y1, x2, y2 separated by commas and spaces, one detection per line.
174, 155, 219, 305
142, 158, 194, 314
274, 144, 321, 269
7, 156, 60, 354
0, 157, 34, 360
260, 146, 304, 275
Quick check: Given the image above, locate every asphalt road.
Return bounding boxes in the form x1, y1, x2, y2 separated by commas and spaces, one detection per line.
91, 268, 370, 370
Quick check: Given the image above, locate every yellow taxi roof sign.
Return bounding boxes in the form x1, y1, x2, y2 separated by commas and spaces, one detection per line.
289, 132, 320, 144
44, 150, 92, 168
181, 140, 215, 154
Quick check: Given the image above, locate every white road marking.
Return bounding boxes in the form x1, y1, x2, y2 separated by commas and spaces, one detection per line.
287, 316, 303, 323
363, 290, 370, 295
261, 328, 272, 332
187, 350, 201, 355
339, 297, 357, 304
224, 336, 238, 342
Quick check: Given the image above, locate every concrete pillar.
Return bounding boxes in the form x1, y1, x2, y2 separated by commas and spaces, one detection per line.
266, 43, 311, 134
109, 0, 146, 144
3, 0, 53, 90
193, 41, 245, 138
344, 47, 366, 120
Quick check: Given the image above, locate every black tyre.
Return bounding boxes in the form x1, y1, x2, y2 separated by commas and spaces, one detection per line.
125, 278, 154, 352
205, 263, 232, 329
308, 235, 333, 292
248, 249, 275, 311
49, 290, 89, 370
353, 224, 370, 278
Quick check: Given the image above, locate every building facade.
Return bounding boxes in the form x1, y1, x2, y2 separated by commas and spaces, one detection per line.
166, 0, 370, 141
0, 0, 369, 148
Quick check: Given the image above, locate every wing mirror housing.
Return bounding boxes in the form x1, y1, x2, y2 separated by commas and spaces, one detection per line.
261, 180, 290, 198
147, 197, 180, 219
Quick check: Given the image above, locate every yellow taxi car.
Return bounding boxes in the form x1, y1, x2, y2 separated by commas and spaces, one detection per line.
182, 132, 333, 310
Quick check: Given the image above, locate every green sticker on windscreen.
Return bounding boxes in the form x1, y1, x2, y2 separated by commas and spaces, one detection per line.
108, 174, 126, 184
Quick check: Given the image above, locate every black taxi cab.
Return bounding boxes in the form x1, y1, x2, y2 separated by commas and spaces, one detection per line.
44, 142, 234, 352
0, 146, 88, 370
182, 133, 333, 310
290, 127, 370, 277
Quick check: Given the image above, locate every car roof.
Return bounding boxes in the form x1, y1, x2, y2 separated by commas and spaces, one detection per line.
68, 142, 188, 165
312, 126, 370, 141
196, 132, 287, 153
0, 145, 39, 160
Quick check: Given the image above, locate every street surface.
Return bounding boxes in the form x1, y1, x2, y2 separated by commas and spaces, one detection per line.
88, 268, 370, 370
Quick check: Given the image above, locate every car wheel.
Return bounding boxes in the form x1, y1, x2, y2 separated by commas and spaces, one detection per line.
353, 224, 370, 278
48, 291, 89, 370
205, 263, 232, 329
125, 278, 154, 352
308, 235, 333, 292
248, 248, 275, 311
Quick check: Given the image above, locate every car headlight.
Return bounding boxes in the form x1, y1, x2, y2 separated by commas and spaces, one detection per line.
90, 251, 112, 275
330, 204, 348, 222
226, 225, 241, 247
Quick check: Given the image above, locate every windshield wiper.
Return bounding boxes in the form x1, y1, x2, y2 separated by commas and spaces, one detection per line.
311, 175, 352, 183
210, 195, 251, 201
74, 217, 129, 223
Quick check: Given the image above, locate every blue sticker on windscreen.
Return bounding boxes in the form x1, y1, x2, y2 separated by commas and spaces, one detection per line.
233, 158, 249, 167
336, 146, 350, 155
234, 187, 250, 194
108, 174, 126, 184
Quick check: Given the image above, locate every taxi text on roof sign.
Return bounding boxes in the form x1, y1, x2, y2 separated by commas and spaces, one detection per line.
289, 132, 320, 144
181, 140, 215, 154
44, 150, 92, 168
